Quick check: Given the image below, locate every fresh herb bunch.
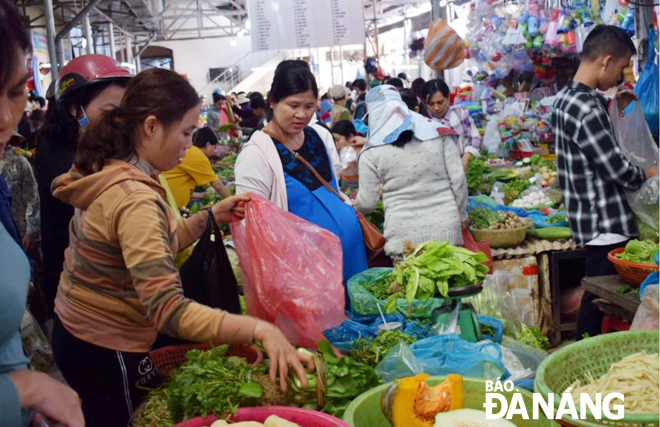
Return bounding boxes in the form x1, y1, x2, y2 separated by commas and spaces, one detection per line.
468, 209, 528, 230
363, 274, 396, 300
468, 208, 502, 230
517, 324, 550, 351
466, 157, 493, 195
350, 330, 417, 367
166, 346, 262, 422
503, 179, 533, 204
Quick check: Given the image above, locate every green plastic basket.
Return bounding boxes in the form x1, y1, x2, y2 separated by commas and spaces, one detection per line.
343, 376, 557, 427
534, 330, 659, 427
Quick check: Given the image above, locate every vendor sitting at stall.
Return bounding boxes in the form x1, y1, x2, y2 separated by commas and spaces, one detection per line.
422, 79, 482, 171
356, 85, 468, 259
163, 126, 232, 208
50, 68, 312, 427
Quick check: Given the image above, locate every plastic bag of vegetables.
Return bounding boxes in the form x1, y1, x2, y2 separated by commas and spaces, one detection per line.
347, 268, 447, 319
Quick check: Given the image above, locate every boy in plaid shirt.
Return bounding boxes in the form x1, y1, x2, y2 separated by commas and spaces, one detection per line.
552, 25, 657, 339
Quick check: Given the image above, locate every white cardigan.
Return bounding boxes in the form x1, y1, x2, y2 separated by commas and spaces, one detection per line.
235, 124, 344, 211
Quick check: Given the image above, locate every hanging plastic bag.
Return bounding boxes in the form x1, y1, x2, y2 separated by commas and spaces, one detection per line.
630, 285, 659, 330
464, 271, 522, 337
230, 194, 345, 348
627, 176, 659, 241
347, 268, 447, 319
611, 95, 659, 172
625, 29, 659, 135
375, 334, 507, 383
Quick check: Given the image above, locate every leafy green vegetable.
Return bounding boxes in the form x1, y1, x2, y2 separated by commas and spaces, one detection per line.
287, 340, 381, 418
395, 241, 489, 301
617, 285, 631, 294
517, 324, 550, 351
350, 330, 417, 366
466, 157, 493, 196
581, 332, 590, 339
480, 324, 496, 337
614, 239, 659, 265
166, 346, 260, 422
617, 285, 639, 298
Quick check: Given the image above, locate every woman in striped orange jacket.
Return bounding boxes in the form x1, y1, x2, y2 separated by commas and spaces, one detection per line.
50, 68, 312, 427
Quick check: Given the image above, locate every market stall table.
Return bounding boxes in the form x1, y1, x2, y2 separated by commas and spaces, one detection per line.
581, 275, 642, 315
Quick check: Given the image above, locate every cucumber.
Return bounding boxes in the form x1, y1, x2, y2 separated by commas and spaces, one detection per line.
515, 161, 524, 167
527, 226, 572, 240
522, 157, 532, 165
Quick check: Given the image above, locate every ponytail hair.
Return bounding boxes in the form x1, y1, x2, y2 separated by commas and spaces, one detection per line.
74, 68, 200, 175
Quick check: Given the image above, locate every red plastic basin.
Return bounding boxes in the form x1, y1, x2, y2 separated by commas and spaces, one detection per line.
174, 406, 350, 427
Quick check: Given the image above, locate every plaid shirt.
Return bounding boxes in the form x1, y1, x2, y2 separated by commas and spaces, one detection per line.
552, 81, 646, 245
434, 106, 482, 157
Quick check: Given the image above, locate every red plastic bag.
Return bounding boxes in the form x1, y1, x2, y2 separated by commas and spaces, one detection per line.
230, 194, 346, 348
462, 228, 494, 274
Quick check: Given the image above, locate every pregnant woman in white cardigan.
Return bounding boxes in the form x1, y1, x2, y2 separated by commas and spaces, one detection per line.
356, 85, 469, 258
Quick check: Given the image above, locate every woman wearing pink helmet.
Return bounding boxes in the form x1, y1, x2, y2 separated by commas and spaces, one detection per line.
35, 54, 133, 317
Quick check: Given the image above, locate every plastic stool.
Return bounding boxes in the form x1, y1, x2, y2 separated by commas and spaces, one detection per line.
601, 314, 631, 334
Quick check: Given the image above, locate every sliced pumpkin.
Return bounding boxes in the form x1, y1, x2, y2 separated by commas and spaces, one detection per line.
381, 374, 464, 427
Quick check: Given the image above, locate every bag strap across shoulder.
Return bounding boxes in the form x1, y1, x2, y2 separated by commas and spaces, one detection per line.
263, 128, 345, 203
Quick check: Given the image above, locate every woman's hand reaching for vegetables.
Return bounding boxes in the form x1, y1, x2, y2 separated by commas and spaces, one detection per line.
212, 194, 251, 223
254, 321, 315, 392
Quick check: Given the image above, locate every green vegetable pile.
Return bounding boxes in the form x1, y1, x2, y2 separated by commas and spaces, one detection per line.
135, 341, 380, 425
350, 330, 417, 367
395, 241, 489, 302
614, 239, 659, 265
166, 346, 264, 422
517, 324, 550, 351
286, 340, 382, 417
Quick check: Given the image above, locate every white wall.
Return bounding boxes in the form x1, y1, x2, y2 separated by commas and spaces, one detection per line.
151, 36, 253, 97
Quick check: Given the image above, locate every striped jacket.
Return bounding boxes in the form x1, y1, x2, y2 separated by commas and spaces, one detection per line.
52, 159, 225, 352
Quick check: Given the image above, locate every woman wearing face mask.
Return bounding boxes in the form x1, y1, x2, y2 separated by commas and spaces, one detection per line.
35, 55, 133, 317
421, 79, 482, 171
356, 85, 468, 259
0, 0, 85, 425
163, 126, 232, 208
50, 68, 312, 427
235, 60, 367, 300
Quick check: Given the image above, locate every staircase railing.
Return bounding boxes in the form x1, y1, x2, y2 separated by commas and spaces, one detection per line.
203, 49, 279, 94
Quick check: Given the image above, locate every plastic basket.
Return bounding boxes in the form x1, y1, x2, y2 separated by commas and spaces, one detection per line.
470, 226, 528, 248
149, 343, 263, 377
608, 248, 659, 287
510, 149, 534, 160
534, 330, 660, 427
344, 376, 554, 427
174, 407, 350, 427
